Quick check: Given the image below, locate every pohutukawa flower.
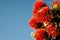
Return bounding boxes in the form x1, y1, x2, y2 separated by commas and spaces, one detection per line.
28, 0, 60, 40
33, 6, 51, 23
32, 1, 51, 23
29, 17, 43, 30
34, 29, 49, 40
33, 0, 46, 10
32, 1, 47, 14
43, 22, 57, 37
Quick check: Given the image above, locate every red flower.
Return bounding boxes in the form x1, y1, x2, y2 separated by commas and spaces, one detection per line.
33, 1, 47, 14
33, 6, 51, 23
33, 1, 46, 10
28, 17, 43, 30
32, 0, 51, 23
34, 29, 48, 40
28, 17, 37, 30
44, 22, 57, 37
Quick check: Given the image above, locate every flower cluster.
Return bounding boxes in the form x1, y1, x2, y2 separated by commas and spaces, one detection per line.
28, 0, 60, 40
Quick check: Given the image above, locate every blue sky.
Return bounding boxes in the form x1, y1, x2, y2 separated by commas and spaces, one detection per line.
0, 0, 52, 40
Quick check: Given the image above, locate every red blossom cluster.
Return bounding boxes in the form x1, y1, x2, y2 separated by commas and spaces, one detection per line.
28, 0, 60, 40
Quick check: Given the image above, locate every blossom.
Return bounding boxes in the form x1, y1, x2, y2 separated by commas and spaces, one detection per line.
28, 17, 37, 30
32, 1, 51, 23
33, 6, 52, 23
28, 0, 60, 40
32, 1, 47, 14
34, 29, 49, 40
33, 1, 46, 10
43, 22, 57, 37
28, 17, 43, 30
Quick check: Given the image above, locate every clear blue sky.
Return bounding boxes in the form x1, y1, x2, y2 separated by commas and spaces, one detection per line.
0, 0, 52, 40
